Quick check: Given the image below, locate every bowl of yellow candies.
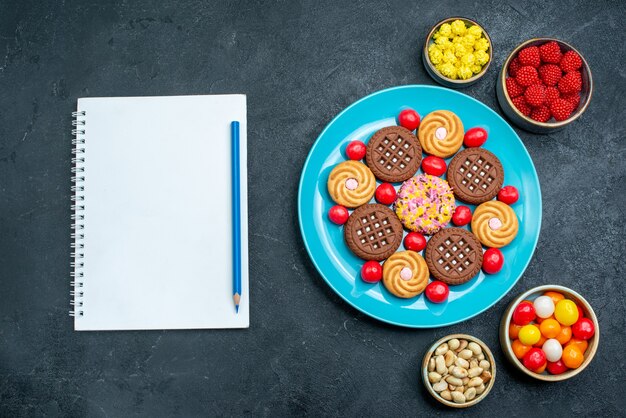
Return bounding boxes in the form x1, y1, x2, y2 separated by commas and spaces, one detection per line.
423, 17, 492, 87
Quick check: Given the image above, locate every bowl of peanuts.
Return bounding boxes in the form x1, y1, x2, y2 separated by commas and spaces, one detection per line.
422, 334, 495, 408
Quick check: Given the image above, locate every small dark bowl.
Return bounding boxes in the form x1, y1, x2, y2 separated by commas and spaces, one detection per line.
496, 38, 592, 134
423, 17, 493, 88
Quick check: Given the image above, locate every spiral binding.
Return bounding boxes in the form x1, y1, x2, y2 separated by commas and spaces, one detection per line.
70, 110, 86, 317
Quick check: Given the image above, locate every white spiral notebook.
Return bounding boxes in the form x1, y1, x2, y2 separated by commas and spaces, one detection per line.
70, 94, 249, 330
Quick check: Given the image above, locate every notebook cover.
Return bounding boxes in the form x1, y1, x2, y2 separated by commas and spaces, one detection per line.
71, 94, 249, 330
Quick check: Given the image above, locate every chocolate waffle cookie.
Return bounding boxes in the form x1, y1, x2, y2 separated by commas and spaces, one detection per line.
447, 148, 504, 204
344, 203, 403, 261
424, 228, 483, 285
365, 126, 422, 182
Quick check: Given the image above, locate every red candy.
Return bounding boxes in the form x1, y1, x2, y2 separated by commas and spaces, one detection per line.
482, 248, 504, 274
523, 348, 547, 371
498, 186, 519, 205
328, 205, 349, 225
398, 109, 420, 131
452, 206, 472, 226
404, 232, 427, 252
361, 261, 383, 283
346, 140, 367, 160
513, 301, 536, 325
425, 281, 449, 303
463, 127, 488, 147
572, 317, 595, 340
547, 359, 569, 375
375, 183, 397, 205
421, 156, 447, 176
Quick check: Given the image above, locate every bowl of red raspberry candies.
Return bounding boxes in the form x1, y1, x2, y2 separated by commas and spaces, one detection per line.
496, 38, 592, 134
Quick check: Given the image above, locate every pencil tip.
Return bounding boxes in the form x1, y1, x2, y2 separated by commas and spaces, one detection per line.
235, 305, 239, 314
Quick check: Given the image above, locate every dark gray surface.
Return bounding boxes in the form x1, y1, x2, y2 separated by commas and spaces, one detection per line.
1, 0, 624, 416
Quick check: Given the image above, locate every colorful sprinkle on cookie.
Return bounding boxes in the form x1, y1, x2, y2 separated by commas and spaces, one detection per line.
394, 174, 456, 235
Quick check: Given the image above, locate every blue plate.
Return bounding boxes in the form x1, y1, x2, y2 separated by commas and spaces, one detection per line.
298, 85, 541, 328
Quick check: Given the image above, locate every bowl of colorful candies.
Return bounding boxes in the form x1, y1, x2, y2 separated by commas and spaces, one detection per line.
423, 17, 492, 88
496, 38, 592, 133
499, 285, 599, 381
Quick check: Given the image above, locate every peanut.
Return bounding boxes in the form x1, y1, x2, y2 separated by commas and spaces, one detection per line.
435, 355, 447, 375
444, 350, 456, 367
428, 372, 442, 383
432, 381, 448, 392
468, 342, 482, 355
451, 391, 466, 404
448, 338, 460, 351
435, 343, 449, 356
458, 349, 473, 360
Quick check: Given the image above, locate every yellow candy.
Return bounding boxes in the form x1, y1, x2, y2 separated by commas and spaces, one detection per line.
467, 25, 483, 38
442, 50, 457, 64
519, 324, 541, 345
428, 43, 439, 54
451, 20, 466, 36
454, 44, 467, 58
452, 36, 463, 46
474, 38, 490, 52
435, 36, 451, 48
458, 65, 473, 80
461, 53, 475, 66
555, 300, 579, 326
471, 64, 483, 74
461, 34, 476, 49
439, 23, 452, 38
429, 48, 444, 65
475, 50, 490, 66
439, 62, 457, 79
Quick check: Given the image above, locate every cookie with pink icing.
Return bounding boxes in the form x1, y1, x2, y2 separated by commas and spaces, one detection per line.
327, 161, 376, 208
471, 201, 518, 248
394, 174, 456, 235
382, 250, 429, 298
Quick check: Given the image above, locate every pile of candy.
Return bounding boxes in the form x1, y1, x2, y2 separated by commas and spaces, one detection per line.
505, 41, 584, 122
428, 20, 490, 80
508, 291, 595, 374
426, 337, 493, 404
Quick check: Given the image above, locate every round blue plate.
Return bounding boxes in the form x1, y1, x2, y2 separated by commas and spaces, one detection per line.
298, 85, 541, 328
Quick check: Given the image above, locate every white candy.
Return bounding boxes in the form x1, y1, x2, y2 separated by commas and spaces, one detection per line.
542, 338, 563, 362
533, 295, 555, 318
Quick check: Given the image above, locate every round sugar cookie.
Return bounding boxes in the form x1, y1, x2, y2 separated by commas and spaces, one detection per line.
471, 201, 519, 248
327, 161, 376, 208
418, 110, 464, 158
382, 250, 429, 298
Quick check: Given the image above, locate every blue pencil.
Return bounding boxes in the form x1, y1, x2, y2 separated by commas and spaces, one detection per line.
231, 121, 242, 314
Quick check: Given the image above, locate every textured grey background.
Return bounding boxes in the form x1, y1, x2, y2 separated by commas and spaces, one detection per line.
0, 0, 624, 416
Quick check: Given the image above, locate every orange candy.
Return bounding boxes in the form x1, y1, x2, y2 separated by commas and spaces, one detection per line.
543, 291, 565, 306
539, 318, 562, 338
512, 339, 532, 359
509, 323, 522, 339
555, 326, 572, 345
562, 344, 584, 369
567, 338, 588, 354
